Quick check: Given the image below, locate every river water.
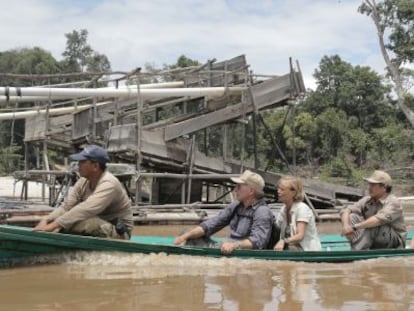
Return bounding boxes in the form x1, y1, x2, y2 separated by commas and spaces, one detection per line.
1, 216, 414, 310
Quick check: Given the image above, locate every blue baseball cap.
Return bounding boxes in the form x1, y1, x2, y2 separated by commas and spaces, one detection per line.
70, 145, 109, 164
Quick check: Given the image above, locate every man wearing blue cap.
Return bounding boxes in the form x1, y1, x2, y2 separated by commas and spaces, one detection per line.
34, 145, 133, 239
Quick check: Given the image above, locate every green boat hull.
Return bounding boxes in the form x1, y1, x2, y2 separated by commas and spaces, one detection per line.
0, 225, 414, 266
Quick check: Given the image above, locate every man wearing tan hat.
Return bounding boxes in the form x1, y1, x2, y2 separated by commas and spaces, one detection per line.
340, 170, 407, 250
174, 170, 275, 254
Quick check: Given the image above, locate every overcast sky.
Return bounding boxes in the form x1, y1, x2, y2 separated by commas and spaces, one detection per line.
0, 0, 390, 89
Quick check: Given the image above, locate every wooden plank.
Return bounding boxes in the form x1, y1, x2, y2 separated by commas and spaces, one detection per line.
164, 99, 251, 141
25, 114, 73, 142
250, 73, 292, 110
163, 74, 293, 141
72, 107, 92, 140
107, 125, 233, 173
24, 115, 46, 141
305, 179, 363, 200
184, 55, 247, 87
212, 55, 247, 71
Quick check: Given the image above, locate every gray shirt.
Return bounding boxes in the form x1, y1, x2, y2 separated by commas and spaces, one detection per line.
200, 200, 274, 249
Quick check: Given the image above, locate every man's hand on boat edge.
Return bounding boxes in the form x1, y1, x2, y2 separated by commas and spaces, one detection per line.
341, 224, 356, 240
33, 219, 61, 232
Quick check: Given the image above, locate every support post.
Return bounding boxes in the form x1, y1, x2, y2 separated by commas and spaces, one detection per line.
291, 100, 296, 171
186, 135, 196, 204
222, 124, 228, 161
252, 112, 258, 169
135, 69, 143, 204
42, 100, 51, 203
23, 143, 28, 200
113, 80, 119, 126
92, 80, 98, 142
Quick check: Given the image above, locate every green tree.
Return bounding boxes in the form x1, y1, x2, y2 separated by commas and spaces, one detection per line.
296, 54, 406, 172
0, 47, 60, 86
359, 0, 414, 127
258, 109, 291, 170
61, 29, 91, 72
304, 55, 392, 131
343, 127, 371, 167
168, 55, 200, 69
313, 55, 353, 97
371, 122, 414, 164
314, 108, 348, 161
291, 112, 318, 165
86, 52, 111, 72
61, 29, 111, 72
0, 145, 22, 175
0, 47, 61, 169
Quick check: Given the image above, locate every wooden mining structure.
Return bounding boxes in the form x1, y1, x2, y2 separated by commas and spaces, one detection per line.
0, 55, 363, 224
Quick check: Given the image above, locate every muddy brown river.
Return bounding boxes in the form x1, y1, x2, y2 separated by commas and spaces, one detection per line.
1, 205, 414, 311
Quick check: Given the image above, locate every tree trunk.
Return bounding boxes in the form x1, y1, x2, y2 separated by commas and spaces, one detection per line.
367, 0, 414, 128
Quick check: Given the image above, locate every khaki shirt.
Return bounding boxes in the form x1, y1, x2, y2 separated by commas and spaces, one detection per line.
46, 171, 133, 232
342, 193, 407, 241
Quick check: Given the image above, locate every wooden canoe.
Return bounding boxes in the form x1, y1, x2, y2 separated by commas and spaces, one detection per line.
0, 225, 413, 267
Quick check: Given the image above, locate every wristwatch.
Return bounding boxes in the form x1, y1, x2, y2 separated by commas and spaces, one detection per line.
352, 224, 357, 231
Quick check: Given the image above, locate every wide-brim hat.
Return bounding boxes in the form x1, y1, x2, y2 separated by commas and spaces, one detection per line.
230, 170, 265, 191
363, 170, 392, 186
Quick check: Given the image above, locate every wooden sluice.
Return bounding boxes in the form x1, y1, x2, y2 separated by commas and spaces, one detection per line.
0, 54, 364, 224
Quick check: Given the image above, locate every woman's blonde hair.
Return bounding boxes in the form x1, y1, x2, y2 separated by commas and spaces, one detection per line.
278, 176, 305, 202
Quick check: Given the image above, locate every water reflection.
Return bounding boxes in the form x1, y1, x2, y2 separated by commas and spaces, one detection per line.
2, 253, 414, 310
313, 259, 414, 310
200, 257, 414, 311
203, 273, 274, 310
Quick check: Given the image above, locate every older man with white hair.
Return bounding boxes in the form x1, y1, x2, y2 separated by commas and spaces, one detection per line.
340, 170, 407, 250
174, 170, 274, 254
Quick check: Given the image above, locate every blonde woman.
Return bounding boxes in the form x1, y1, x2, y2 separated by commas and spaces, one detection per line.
274, 176, 321, 251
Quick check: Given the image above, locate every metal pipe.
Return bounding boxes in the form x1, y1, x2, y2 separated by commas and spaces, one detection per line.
0, 86, 245, 100
0, 81, 186, 103
0, 95, 83, 103
0, 102, 111, 120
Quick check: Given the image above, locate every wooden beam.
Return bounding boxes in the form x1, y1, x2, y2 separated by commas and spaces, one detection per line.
163, 73, 292, 141
107, 125, 233, 173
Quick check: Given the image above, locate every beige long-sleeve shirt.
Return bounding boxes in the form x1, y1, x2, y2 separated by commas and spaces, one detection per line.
46, 171, 133, 232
